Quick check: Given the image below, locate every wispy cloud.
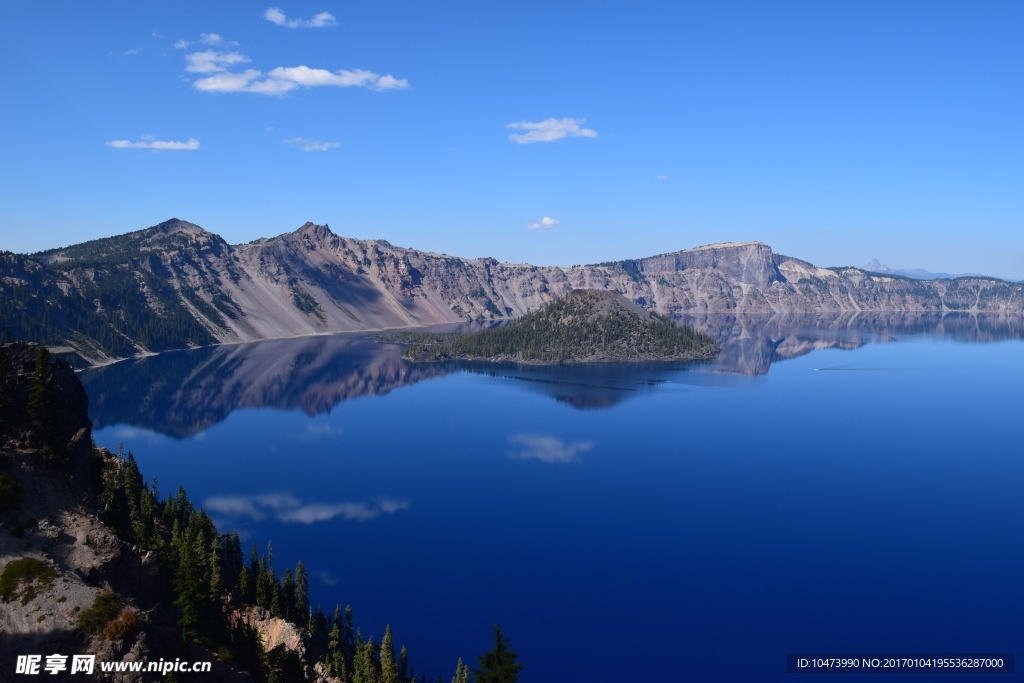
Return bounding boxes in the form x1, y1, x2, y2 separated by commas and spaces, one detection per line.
655, 175, 668, 181
189, 60, 409, 95
123, 49, 140, 56
203, 492, 410, 524
174, 39, 189, 49
265, 7, 338, 28
286, 137, 340, 152
317, 570, 339, 586
200, 32, 235, 46
105, 137, 200, 151
185, 50, 251, 74
527, 216, 559, 230
508, 433, 593, 463
506, 118, 598, 144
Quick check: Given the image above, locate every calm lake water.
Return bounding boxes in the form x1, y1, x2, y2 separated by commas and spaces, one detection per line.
82, 316, 1024, 681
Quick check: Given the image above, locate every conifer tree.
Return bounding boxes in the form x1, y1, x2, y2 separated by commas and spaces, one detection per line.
475, 624, 521, 683
344, 605, 355, 648
381, 625, 399, 683
209, 535, 223, 598
238, 564, 252, 603
328, 619, 344, 677
354, 636, 378, 683
451, 658, 470, 683
28, 347, 62, 456
270, 578, 282, 618
281, 568, 296, 621
295, 560, 310, 619
399, 646, 409, 681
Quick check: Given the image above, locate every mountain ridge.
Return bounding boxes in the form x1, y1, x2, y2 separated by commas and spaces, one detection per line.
4, 219, 1024, 364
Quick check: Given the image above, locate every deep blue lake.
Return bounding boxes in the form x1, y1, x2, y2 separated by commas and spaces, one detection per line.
81, 316, 1023, 681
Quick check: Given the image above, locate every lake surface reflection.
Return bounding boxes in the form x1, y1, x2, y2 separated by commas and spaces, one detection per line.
83, 314, 1024, 681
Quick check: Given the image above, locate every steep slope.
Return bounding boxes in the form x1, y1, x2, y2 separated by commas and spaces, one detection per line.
4, 219, 1024, 365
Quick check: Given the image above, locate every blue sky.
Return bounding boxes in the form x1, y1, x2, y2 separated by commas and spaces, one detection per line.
1, 1, 1021, 276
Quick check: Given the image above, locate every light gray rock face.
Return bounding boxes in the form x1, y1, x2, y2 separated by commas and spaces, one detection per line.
14, 220, 1024, 361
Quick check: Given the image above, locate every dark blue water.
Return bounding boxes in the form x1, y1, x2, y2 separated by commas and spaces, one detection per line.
83, 323, 1023, 681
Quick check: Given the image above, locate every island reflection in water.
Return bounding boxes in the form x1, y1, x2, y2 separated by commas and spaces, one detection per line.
80, 312, 1024, 438
81, 311, 1024, 681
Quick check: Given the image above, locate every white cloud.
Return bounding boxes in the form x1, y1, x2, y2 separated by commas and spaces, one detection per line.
185, 50, 251, 74
655, 175, 668, 180
372, 74, 410, 91
105, 137, 200, 151
265, 7, 338, 28
123, 48, 140, 56
527, 216, 559, 230
173, 39, 189, 49
200, 32, 224, 45
506, 117, 598, 144
191, 63, 408, 95
269, 65, 376, 87
286, 137, 340, 152
508, 433, 593, 463
203, 492, 409, 524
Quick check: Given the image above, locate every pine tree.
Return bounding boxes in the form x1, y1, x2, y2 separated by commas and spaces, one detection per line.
354, 636, 378, 683
28, 346, 62, 456
238, 565, 252, 603
281, 569, 296, 622
475, 624, 521, 683
294, 560, 310, 620
344, 605, 355, 648
399, 646, 409, 681
381, 625, 399, 683
451, 658, 470, 683
328, 619, 344, 677
209, 535, 223, 598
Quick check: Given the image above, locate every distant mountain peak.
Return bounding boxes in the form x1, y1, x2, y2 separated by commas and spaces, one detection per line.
150, 218, 208, 236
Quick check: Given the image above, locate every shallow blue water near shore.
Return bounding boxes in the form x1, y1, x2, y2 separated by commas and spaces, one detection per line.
84, 330, 1023, 681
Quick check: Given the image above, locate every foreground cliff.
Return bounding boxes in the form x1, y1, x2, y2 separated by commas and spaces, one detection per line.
0, 343, 453, 682
3, 219, 1023, 364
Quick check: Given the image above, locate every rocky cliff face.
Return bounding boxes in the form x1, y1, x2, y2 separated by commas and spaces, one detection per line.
5, 219, 1024, 364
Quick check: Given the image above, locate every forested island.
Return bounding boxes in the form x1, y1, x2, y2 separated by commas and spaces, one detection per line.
401, 290, 719, 364
0, 341, 521, 682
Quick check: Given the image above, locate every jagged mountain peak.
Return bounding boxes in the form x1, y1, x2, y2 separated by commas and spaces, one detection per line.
294, 221, 333, 236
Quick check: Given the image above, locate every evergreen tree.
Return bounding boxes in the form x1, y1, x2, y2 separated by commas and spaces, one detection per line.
209, 535, 223, 598
281, 568, 296, 622
28, 346, 63, 456
354, 636, 378, 683
270, 578, 282, 618
344, 605, 355, 648
328, 619, 344, 677
295, 560, 310, 620
399, 646, 409, 681
381, 625, 399, 683
238, 564, 252, 603
475, 624, 521, 683
450, 658, 470, 683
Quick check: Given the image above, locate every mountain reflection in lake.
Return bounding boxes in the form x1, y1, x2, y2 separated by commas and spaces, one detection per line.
84, 314, 1024, 682
81, 312, 1024, 436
